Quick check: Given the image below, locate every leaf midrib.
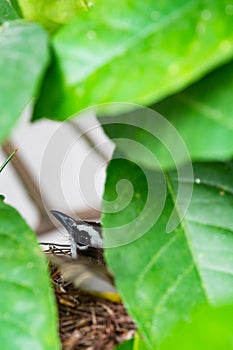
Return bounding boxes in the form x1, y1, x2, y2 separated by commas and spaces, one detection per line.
178, 93, 233, 131
165, 171, 210, 302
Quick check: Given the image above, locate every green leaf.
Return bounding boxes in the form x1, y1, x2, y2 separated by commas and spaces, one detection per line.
0, 200, 60, 350
0, 0, 19, 24
99, 106, 194, 170
0, 20, 50, 144
16, 0, 90, 33
33, 0, 233, 120
160, 304, 233, 350
153, 60, 233, 163
115, 338, 134, 350
99, 61, 233, 168
9, 0, 23, 18
114, 334, 150, 350
102, 158, 233, 348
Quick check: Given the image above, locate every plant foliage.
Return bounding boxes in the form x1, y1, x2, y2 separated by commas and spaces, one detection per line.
0, 0, 233, 349
0, 198, 60, 349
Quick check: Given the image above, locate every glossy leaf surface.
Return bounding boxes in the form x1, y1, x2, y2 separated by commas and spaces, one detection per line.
0, 20, 50, 144
16, 0, 90, 33
33, 0, 233, 120
102, 159, 233, 348
0, 199, 60, 349
160, 304, 233, 350
0, 0, 18, 24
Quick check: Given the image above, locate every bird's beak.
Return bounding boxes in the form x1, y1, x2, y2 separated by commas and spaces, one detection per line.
50, 210, 103, 251
50, 210, 77, 234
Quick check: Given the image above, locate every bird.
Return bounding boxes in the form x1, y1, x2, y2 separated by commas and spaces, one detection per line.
49, 210, 120, 302
50, 210, 104, 263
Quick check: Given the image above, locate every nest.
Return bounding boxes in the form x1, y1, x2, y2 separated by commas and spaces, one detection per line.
44, 243, 136, 350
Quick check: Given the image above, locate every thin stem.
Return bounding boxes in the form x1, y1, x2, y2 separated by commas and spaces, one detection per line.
0, 148, 18, 173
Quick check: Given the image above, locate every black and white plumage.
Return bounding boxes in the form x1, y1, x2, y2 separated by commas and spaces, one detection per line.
50, 210, 104, 263
49, 210, 119, 300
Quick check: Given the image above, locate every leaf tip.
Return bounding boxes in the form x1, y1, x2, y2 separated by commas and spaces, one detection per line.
0, 194, 5, 201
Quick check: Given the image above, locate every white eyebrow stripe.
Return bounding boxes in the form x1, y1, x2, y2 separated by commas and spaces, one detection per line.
75, 223, 103, 248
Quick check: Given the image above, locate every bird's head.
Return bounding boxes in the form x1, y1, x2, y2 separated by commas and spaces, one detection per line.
50, 210, 103, 257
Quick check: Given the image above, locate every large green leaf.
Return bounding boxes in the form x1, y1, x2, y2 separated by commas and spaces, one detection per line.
0, 0, 18, 24
115, 334, 151, 350
102, 158, 233, 348
0, 199, 60, 349
33, 0, 233, 120
9, 0, 23, 18
160, 304, 233, 350
16, 0, 90, 33
99, 59, 233, 168
99, 105, 194, 170
0, 20, 50, 144
115, 339, 134, 350
121, 305, 233, 350
153, 60, 233, 162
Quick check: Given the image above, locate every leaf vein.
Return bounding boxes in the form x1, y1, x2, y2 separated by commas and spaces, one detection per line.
153, 263, 195, 314
0, 276, 33, 291
135, 233, 178, 288
187, 218, 233, 235
166, 172, 210, 302
202, 265, 233, 278
178, 94, 233, 131
66, 1, 199, 85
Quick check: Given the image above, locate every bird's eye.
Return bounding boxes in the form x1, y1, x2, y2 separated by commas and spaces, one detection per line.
76, 230, 91, 246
